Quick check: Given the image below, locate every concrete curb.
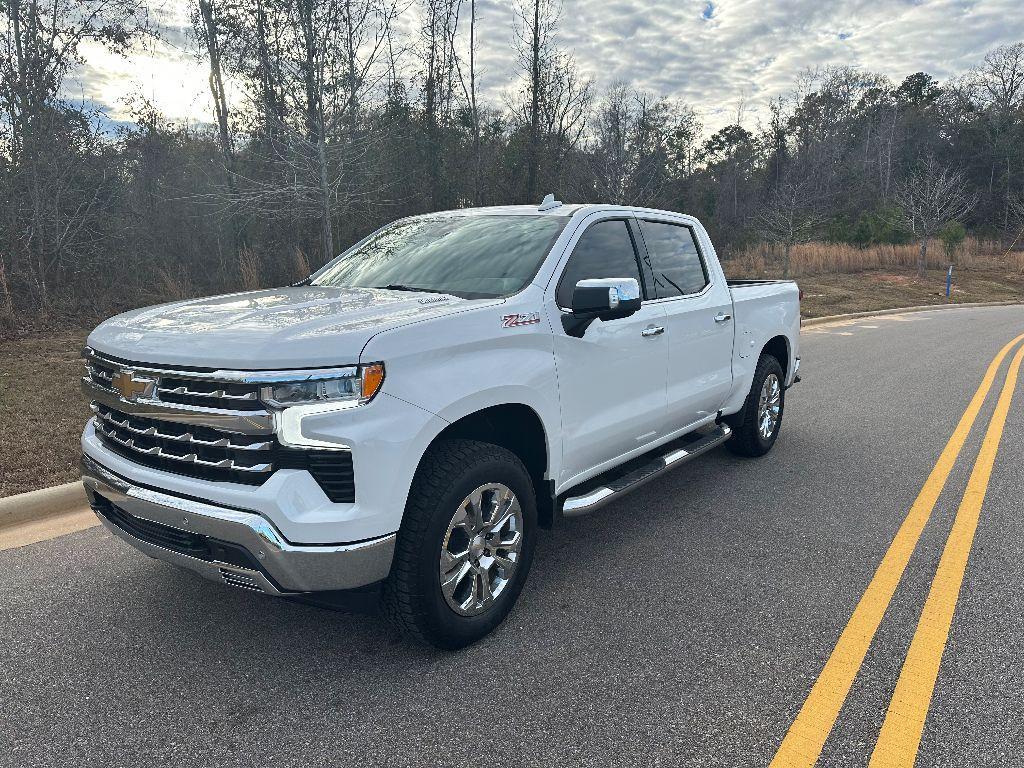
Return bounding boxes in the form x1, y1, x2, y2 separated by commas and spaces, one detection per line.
0, 481, 88, 529
801, 300, 1022, 327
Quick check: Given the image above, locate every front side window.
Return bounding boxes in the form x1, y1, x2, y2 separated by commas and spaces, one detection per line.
637, 220, 709, 298
312, 215, 566, 299
556, 220, 642, 308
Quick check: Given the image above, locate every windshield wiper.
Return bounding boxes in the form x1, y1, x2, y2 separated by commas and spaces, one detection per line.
374, 284, 450, 295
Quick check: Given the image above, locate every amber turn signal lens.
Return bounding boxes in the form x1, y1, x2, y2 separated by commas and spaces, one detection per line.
360, 363, 385, 401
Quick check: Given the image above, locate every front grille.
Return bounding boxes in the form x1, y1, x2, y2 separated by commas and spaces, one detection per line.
86, 358, 264, 412
93, 404, 273, 486
95, 496, 265, 574
85, 352, 356, 502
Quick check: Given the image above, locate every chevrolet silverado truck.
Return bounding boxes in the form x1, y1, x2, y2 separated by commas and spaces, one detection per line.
80, 197, 801, 648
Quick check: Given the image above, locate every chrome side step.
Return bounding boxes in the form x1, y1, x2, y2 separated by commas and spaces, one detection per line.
561, 424, 732, 518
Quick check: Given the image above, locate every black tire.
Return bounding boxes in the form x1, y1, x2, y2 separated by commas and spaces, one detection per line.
725, 353, 785, 457
381, 438, 537, 649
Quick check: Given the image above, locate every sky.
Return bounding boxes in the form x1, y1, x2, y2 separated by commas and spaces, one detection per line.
70, 0, 1024, 137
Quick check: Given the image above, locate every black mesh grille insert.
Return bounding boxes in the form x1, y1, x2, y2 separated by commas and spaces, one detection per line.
95, 497, 263, 573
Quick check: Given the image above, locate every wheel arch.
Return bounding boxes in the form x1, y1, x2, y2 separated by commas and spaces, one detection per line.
421, 403, 556, 528
761, 334, 790, 380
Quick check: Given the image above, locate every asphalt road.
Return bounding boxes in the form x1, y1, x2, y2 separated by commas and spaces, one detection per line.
2, 305, 1024, 768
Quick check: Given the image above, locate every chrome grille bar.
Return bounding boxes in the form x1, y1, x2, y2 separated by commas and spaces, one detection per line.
92, 405, 271, 451
157, 385, 258, 402
81, 377, 274, 435
95, 420, 272, 474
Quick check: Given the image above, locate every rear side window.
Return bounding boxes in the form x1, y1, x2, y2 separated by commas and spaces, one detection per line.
556, 220, 642, 308
638, 220, 709, 298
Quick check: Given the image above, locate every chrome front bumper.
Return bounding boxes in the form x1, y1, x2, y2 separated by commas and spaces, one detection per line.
81, 455, 396, 595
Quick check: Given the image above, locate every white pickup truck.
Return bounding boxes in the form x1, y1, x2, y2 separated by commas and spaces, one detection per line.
80, 198, 800, 648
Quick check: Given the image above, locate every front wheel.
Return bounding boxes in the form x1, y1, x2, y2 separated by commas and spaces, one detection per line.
725, 354, 785, 457
381, 439, 537, 649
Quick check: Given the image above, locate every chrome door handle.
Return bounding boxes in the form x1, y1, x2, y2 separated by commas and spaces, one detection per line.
641, 325, 665, 337
714, 313, 732, 323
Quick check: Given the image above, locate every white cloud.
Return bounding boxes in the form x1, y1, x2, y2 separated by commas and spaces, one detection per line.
68, 0, 1024, 136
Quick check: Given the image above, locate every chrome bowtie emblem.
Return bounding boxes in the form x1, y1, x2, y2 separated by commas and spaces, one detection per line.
111, 370, 156, 402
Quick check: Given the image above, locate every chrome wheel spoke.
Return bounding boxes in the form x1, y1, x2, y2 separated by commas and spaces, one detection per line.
440, 482, 524, 616
493, 528, 522, 553
466, 489, 486, 529
441, 561, 473, 603
440, 547, 469, 573
493, 552, 517, 573
475, 565, 493, 605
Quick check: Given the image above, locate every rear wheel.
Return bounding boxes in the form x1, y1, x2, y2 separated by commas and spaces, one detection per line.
725, 353, 785, 457
381, 439, 537, 649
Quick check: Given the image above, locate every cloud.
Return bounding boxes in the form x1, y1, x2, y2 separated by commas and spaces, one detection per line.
68, 0, 1024, 136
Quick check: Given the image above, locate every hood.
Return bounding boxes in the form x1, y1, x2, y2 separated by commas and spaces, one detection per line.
87, 286, 483, 369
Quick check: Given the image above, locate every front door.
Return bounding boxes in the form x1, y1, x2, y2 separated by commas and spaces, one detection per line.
549, 217, 669, 487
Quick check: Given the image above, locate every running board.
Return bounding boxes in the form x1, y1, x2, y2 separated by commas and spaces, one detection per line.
561, 424, 732, 518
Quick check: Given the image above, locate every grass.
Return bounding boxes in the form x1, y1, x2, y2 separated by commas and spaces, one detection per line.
1, 239, 1022, 497
723, 238, 1024, 318
0, 329, 92, 497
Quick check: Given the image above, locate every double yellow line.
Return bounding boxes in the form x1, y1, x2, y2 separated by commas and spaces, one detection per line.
770, 332, 1024, 768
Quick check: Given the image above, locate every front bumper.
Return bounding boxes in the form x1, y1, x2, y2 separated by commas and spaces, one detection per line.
82, 455, 396, 595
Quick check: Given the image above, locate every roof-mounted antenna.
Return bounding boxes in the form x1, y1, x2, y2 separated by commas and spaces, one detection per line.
538, 193, 562, 212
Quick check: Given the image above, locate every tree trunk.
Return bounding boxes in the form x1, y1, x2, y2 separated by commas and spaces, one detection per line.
525, 0, 541, 203
782, 241, 791, 279
318, 136, 334, 260
469, 0, 480, 204
917, 238, 927, 278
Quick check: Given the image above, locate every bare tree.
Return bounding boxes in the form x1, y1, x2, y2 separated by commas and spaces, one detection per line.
512, 0, 559, 202
757, 175, 826, 278
0, 0, 149, 309
973, 43, 1024, 230
191, 0, 234, 164
893, 157, 978, 277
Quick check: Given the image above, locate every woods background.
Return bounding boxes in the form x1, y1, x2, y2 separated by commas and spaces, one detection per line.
2, 0, 1024, 327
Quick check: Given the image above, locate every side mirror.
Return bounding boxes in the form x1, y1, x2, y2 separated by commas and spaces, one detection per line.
563, 277, 642, 337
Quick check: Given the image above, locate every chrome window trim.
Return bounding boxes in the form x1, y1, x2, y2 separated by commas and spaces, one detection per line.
642, 281, 715, 304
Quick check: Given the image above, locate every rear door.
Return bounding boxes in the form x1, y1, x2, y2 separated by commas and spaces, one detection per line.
548, 216, 669, 486
634, 216, 734, 429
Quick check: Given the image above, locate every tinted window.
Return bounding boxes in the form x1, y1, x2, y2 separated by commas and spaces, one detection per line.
556, 220, 641, 308
638, 220, 708, 298
312, 215, 566, 299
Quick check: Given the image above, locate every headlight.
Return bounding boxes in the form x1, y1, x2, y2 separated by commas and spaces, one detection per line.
259, 363, 385, 408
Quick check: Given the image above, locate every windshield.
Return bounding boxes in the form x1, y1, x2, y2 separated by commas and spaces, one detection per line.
311, 214, 567, 299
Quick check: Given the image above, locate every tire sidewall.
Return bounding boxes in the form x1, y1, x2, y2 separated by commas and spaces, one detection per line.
410, 452, 537, 648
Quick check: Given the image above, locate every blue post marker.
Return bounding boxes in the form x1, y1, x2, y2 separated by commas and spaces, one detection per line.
946, 265, 953, 299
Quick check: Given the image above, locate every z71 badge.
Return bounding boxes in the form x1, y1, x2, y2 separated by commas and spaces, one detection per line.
501, 312, 541, 328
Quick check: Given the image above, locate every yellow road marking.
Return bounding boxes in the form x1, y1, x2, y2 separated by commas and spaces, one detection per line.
769, 332, 1024, 768
869, 341, 1024, 767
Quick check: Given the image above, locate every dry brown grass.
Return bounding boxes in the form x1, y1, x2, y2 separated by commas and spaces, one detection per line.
0, 329, 92, 497
726, 237, 1007, 278
723, 238, 1024, 318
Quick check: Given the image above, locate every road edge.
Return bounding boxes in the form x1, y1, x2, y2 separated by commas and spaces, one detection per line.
0, 481, 88, 530
802, 299, 1021, 327
1, 299, 1021, 531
